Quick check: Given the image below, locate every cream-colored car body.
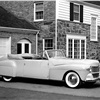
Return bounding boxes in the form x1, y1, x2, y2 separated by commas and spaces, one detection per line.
0, 50, 99, 83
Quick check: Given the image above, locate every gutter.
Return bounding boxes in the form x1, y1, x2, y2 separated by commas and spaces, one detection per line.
0, 26, 39, 34
36, 31, 40, 55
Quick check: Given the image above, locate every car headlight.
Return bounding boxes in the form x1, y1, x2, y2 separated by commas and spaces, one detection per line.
86, 68, 92, 73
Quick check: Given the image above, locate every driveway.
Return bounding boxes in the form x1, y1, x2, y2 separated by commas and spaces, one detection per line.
0, 87, 100, 100
0, 77, 100, 98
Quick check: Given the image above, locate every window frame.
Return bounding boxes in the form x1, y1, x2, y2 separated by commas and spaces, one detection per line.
34, 2, 44, 21
66, 35, 86, 59
73, 3, 80, 22
70, 2, 83, 22
90, 14, 98, 41
43, 38, 53, 51
17, 39, 31, 54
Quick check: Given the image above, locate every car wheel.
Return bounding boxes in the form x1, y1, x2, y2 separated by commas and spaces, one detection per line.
2, 76, 12, 82
65, 72, 81, 88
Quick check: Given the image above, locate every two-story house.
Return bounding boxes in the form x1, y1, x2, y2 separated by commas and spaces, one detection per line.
0, 0, 100, 60
34, 0, 100, 60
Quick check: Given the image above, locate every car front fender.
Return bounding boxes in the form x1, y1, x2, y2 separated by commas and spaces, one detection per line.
49, 65, 89, 81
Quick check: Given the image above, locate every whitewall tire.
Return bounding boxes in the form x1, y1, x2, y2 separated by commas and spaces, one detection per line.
2, 76, 12, 82
65, 72, 81, 88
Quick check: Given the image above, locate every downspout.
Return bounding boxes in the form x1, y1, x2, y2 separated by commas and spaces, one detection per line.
55, 17, 57, 50
36, 31, 39, 55
55, 0, 58, 50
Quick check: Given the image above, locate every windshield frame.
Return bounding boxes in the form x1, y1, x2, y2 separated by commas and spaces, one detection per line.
46, 49, 66, 59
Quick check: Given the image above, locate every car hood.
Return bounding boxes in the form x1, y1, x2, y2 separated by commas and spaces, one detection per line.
50, 58, 99, 67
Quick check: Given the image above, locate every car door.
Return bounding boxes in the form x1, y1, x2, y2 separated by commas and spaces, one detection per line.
23, 59, 49, 79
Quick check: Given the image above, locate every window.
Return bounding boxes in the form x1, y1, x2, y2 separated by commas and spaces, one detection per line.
70, 3, 83, 22
67, 35, 86, 59
73, 4, 80, 21
25, 44, 29, 53
34, 2, 44, 21
90, 16, 98, 41
17, 43, 21, 54
43, 39, 53, 50
17, 39, 31, 54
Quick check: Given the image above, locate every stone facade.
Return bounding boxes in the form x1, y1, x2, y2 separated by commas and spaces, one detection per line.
57, 19, 100, 60
0, 29, 37, 54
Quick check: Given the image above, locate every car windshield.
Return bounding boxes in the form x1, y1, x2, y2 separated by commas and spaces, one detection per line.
47, 50, 66, 58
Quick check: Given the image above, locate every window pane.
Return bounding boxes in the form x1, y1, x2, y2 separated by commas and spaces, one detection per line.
74, 4, 79, 12
73, 4, 79, 21
45, 39, 53, 50
91, 17, 96, 40
17, 43, 21, 54
68, 39, 72, 58
36, 3, 43, 11
81, 40, 85, 59
35, 2, 43, 20
74, 40, 80, 59
74, 13, 79, 20
36, 11, 43, 19
25, 44, 29, 53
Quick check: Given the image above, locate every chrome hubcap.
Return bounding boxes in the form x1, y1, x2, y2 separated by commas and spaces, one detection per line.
68, 74, 77, 85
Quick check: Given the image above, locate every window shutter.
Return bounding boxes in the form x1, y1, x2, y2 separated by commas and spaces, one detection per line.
80, 5, 83, 22
70, 3, 73, 21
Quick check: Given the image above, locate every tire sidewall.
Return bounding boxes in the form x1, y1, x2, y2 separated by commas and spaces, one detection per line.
65, 72, 81, 88
2, 76, 12, 82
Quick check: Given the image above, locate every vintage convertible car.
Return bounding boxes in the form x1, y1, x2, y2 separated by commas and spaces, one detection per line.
0, 49, 99, 88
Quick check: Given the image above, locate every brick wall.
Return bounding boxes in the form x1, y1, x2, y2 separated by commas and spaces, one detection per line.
0, 30, 36, 54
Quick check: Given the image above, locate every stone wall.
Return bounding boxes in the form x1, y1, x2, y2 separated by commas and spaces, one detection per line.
57, 19, 100, 60
0, 1, 55, 22
36, 20, 55, 53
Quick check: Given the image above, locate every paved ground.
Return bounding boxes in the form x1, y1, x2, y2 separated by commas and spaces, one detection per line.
0, 77, 100, 98
0, 87, 100, 100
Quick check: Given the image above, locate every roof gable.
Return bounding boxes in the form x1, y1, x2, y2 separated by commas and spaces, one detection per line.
0, 6, 38, 30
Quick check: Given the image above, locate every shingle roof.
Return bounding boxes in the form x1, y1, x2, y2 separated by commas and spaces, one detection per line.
84, 1, 100, 6
0, 6, 38, 30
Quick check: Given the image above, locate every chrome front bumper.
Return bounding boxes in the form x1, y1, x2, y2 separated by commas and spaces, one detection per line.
85, 73, 99, 82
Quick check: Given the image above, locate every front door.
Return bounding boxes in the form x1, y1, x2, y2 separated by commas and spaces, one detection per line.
23, 59, 49, 79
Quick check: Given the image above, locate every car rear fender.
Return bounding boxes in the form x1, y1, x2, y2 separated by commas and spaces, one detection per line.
0, 60, 17, 77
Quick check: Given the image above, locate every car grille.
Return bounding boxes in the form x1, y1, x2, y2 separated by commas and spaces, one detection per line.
93, 73, 99, 78
91, 66, 99, 72
91, 66, 99, 78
